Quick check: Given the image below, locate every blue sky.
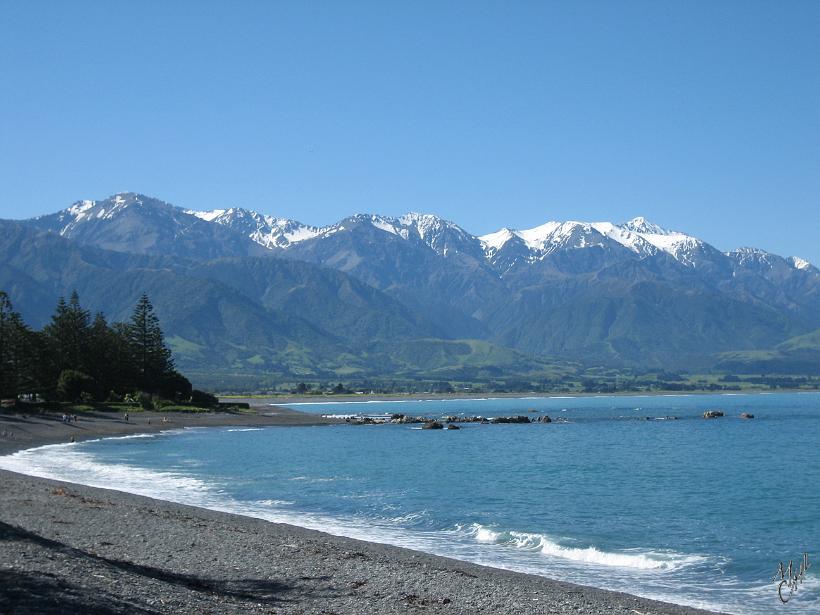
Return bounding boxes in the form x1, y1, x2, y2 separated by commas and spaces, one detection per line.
1, 1, 818, 261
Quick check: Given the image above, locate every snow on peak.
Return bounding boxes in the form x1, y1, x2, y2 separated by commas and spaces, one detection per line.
789, 256, 812, 271
398, 212, 457, 237
479, 228, 518, 253
617, 219, 703, 266
478, 216, 706, 265
187, 208, 227, 223
185, 206, 322, 249
366, 215, 408, 239
337, 212, 472, 255
621, 216, 671, 236
728, 247, 775, 268
60, 194, 142, 226
67, 200, 95, 218
515, 221, 562, 250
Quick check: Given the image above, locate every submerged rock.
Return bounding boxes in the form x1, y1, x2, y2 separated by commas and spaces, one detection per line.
740, 412, 755, 419
703, 410, 724, 419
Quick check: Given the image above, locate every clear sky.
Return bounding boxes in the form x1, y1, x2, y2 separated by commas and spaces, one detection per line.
1, 1, 819, 261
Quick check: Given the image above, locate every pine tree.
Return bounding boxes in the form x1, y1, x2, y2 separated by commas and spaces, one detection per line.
0, 292, 37, 399
43, 290, 91, 375
86, 312, 124, 399
0, 292, 16, 398
128, 293, 173, 393
0, 289, 187, 402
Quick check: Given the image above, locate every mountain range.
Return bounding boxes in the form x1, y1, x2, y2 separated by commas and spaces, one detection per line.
3, 192, 819, 386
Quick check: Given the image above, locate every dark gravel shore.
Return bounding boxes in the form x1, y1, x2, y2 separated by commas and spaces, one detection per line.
0, 407, 339, 456
0, 409, 727, 615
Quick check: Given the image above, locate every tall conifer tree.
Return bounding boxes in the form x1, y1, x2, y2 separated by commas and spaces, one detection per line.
0, 292, 37, 398
43, 290, 91, 375
0, 292, 16, 397
128, 293, 173, 392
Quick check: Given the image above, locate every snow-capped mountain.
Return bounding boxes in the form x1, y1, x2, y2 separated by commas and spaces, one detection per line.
22, 193, 815, 277
9, 192, 820, 372
328, 212, 484, 258
26, 193, 268, 259
187, 202, 814, 275
186, 207, 323, 249
478, 216, 725, 269
186, 208, 483, 257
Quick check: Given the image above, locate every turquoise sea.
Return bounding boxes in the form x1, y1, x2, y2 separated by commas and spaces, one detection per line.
2, 392, 818, 614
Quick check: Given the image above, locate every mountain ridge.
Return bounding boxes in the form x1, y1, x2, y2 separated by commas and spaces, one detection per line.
6, 192, 820, 380
23, 192, 815, 273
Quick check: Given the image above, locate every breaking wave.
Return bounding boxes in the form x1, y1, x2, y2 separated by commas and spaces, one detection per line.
464, 524, 704, 571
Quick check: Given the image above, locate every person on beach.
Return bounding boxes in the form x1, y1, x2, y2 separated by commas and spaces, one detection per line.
124, 412, 129, 422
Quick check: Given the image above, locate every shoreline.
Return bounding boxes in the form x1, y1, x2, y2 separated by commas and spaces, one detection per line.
230, 388, 820, 405
0, 405, 340, 457
0, 406, 728, 614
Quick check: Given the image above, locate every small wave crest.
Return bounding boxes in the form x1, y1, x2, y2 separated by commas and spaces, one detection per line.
289, 475, 352, 483
464, 524, 703, 571
255, 498, 294, 507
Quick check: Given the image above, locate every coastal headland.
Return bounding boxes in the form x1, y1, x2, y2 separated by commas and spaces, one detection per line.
0, 405, 727, 614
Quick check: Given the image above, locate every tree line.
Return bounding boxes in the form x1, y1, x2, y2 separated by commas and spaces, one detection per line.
0, 290, 192, 402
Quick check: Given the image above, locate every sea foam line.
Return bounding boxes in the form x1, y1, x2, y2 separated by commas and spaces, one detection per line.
465, 524, 705, 571
0, 439, 754, 615
0, 441, 703, 576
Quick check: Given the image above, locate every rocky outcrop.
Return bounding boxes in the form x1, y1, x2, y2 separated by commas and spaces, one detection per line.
490, 416, 531, 424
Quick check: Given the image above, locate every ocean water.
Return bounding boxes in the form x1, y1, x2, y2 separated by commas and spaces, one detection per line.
2, 392, 819, 614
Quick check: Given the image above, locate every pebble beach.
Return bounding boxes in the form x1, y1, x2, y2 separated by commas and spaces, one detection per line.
0, 408, 727, 615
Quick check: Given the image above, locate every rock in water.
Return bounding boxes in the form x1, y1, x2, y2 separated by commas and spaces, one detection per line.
491, 415, 531, 424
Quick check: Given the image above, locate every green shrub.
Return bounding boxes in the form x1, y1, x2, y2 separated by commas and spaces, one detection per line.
190, 389, 218, 406
56, 370, 95, 402
137, 391, 155, 410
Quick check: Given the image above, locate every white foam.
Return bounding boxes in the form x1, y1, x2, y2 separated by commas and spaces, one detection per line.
0, 438, 774, 615
465, 524, 704, 571
255, 499, 294, 506
0, 442, 407, 548
474, 526, 501, 543
0, 443, 215, 506
289, 475, 351, 482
